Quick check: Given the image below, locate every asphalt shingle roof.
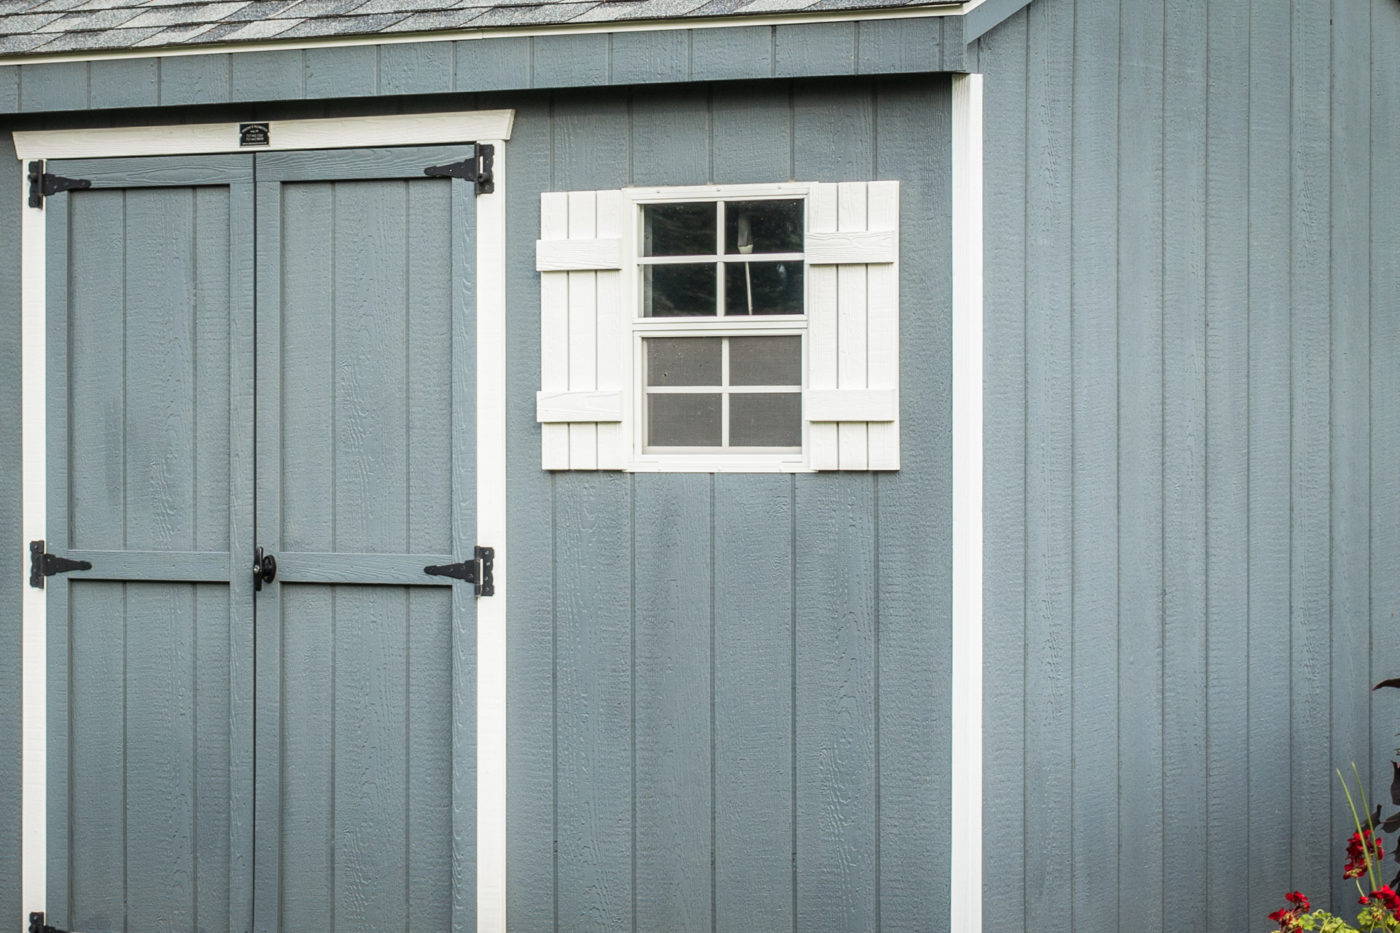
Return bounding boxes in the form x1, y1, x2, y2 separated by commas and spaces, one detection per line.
0, 0, 955, 57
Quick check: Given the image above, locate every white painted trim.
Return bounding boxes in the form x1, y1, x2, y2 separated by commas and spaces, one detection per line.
535, 238, 624, 272
0, 3, 976, 68
13, 110, 514, 161
475, 139, 509, 933
949, 72, 984, 933
20, 161, 47, 932
803, 388, 898, 422
536, 390, 625, 423
804, 229, 897, 264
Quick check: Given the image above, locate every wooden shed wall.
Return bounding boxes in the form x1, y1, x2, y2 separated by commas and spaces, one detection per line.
1, 128, 21, 931
502, 77, 954, 933
977, 0, 1400, 929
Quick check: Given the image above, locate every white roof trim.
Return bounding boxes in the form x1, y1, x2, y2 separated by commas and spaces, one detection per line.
12, 109, 515, 160
0, 1, 976, 68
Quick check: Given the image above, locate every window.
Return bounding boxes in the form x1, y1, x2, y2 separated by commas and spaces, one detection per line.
536, 181, 900, 472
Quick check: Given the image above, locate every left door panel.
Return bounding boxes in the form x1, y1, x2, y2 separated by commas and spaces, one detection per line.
43, 155, 255, 933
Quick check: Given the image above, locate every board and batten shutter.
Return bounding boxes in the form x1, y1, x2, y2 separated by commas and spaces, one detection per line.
804, 180, 900, 470
535, 189, 627, 470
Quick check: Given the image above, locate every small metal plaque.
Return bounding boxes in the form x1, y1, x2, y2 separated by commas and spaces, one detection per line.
239, 122, 270, 147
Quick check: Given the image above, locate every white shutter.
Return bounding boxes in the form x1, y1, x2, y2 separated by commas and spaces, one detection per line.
536, 189, 627, 470
804, 180, 900, 470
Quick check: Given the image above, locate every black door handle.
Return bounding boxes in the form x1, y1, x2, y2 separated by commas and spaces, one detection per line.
254, 546, 277, 591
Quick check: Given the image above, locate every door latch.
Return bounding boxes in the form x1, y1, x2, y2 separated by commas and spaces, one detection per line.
254, 546, 277, 592
30, 911, 70, 933
424, 545, 494, 596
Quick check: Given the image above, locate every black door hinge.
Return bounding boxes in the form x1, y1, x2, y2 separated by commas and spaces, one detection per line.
29, 540, 92, 589
27, 160, 91, 209
423, 144, 494, 195
30, 910, 71, 933
425, 545, 494, 596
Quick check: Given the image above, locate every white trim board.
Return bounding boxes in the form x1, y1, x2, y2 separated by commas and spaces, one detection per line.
20, 159, 48, 933
0, 1, 983, 68
949, 71, 984, 933
13, 110, 514, 161
19, 110, 513, 933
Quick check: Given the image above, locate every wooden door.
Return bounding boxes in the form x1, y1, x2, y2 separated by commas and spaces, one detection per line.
43, 154, 257, 933
251, 147, 478, 933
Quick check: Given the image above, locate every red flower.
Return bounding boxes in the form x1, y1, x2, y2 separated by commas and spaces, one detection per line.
1345, 829, 1384, 879
1285, 891, 1310, 910
1269, 893, 1312, 932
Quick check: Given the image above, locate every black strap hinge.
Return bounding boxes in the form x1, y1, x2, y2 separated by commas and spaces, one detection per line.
423, 144, 494, 195
424, 545, 495, 596
29, 539, 92, 589
30, 910, 70, 933
28, 160, 91, 208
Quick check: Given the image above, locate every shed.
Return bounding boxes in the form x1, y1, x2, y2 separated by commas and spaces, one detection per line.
0, 0, 1395, 931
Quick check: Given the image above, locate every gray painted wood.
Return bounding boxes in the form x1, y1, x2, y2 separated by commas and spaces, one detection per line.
0, 128, 19, 933
1161, 0, 1208, 918
630, 84, 708, 186
1, 17, 960, 115
975, 9, 1027, 931
633, 474, 712, 933
874, 75, 951, 933
690, 26, 773, 83
713, 474, 793, 933
43, 156, 252, 933
973, 0, 1398, 928
711, 82, 792, 184
1115, 0, 1162, 928
254, 147, 474, 933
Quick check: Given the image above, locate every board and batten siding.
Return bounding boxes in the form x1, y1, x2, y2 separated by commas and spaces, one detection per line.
977, 0, 1400, 930
504, 77, 953, 933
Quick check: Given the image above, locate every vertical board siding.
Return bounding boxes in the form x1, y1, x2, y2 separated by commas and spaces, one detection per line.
979, 0, 1397, 928
506, 77, 954, 933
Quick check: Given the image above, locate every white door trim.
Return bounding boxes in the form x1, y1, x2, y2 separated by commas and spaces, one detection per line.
18, 109, 513, 933
950, 71, 984, 933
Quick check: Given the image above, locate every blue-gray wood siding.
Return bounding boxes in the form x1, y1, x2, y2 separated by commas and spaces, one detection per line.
976, 0, 1400, 929
0, 18, 966, 115
503, 77, 953, 933
0, 128, 20, 933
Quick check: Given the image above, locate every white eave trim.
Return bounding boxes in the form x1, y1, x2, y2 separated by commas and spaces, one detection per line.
13, 110, 514, 161
0, 0, 984, 68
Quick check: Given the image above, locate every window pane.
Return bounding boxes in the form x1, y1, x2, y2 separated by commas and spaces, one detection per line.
729, 336, 801, 386
643, 202, 717, 256
724, 262, 803, 316
647, 337, 722, 386
645, 263, 717, 317
725, 199, 803, 254
648, 393, 722, 447
729, 393, 802, 447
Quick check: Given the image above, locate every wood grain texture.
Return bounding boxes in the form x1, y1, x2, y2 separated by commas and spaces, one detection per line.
872, 74, 950, 933
1116, 2, 1163, 927
1247, 0, 1294, 914
974, 12, 1027, 930
535, 238, 623, 272
1201, 0, 1251, 925
454, 37, 532, 92
18, 60, 87, 112
1021, 0, 1074, 926
89, 58, 158, 110
633, 474, 712, 933
503, 99, 558, 933
690, 26, 773, 83
630, 84, 709, 187
380, 41, 453, 95
610, 30, 689, 85
554, 473, 633, 933
1161, 0, 1209, 920
774, 22, 856, 78
230, 49, 305, 101
794, 474, 876, 933
306, 45, 377, 99
713, 474, 794, 933
0, 127, 19, 933
856, 18, 942, 74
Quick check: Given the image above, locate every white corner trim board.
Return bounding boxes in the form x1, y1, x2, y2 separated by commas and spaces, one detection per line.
19, 110, 513, 933
12, 110, 514, 160
20, 160, 48, 933
950, 72, 985, 933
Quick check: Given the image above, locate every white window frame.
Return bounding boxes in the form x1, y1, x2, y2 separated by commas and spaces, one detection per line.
623, 182, 815, 473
